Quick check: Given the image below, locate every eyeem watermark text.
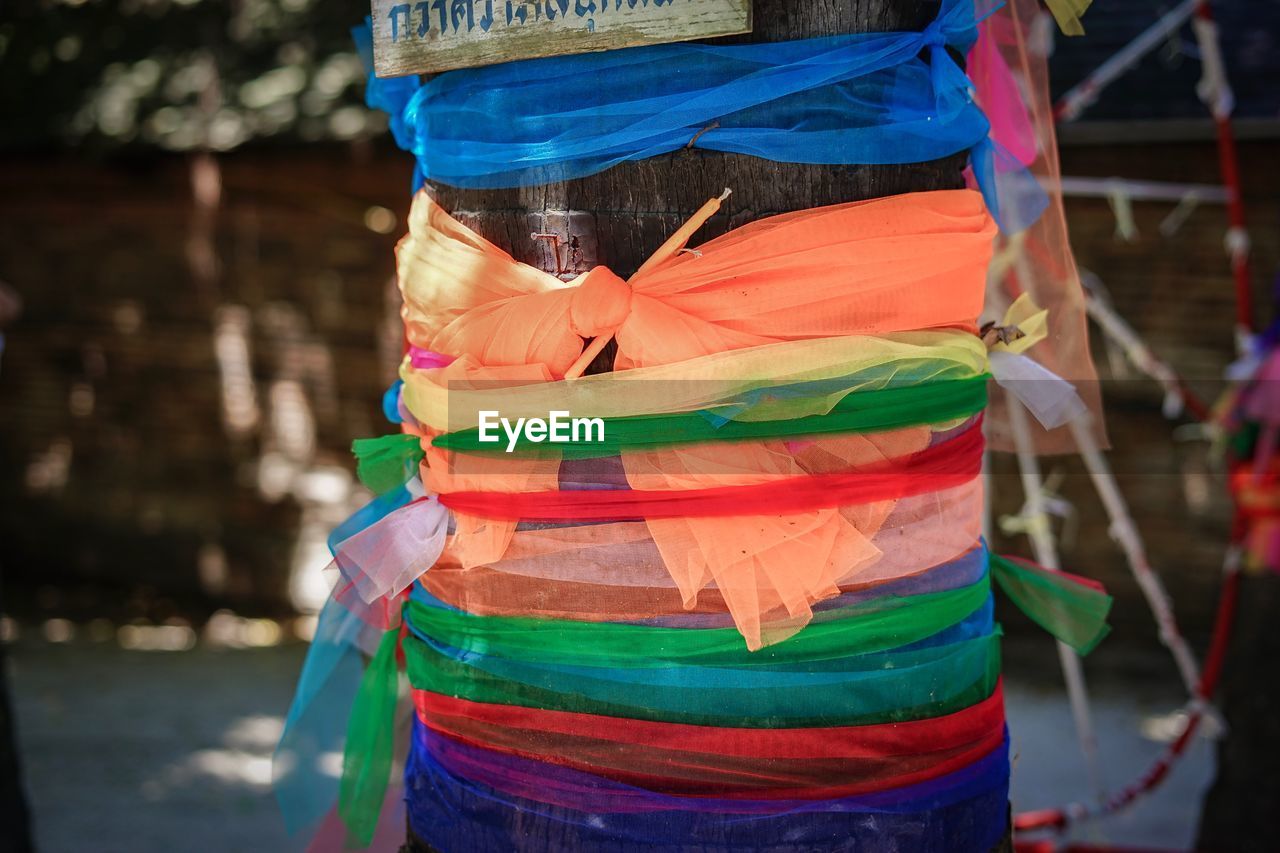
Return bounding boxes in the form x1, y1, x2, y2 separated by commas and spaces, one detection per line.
477, 410, 605, 452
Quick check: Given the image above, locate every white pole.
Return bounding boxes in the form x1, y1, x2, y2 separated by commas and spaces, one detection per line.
1006, 394, 1109, 805
1056, 0, 1199, 122
1056, 176, 1229, 205
1066, 416, 1205, 697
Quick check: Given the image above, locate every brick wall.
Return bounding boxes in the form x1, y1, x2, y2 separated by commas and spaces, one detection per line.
0, 145, 411, 622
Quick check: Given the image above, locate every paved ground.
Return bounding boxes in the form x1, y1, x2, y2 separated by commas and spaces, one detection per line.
6, 632, 1215, 852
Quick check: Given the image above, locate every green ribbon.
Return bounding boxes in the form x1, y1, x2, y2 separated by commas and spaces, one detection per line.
352, 434, 424, 494
337, 552, 1112, 837
404, 576, 992, 667
403, 629, 1001, 727
989, 553, 1113, 655
432, 375, 988, 459
338, 627, 400, 847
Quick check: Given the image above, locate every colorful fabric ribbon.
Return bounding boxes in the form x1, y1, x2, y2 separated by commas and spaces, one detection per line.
272, 5, 1114, 848
403, 601, 1001, 727
392, 187, 999, 646
432, 374, 989, 458
406, 571, 993, 668
436, 418, 984, 522
406, 720, 1011, 852
402, 330, 989, 434
397, 190, 994, 380
403, 552, 1110, 664
330, 549, 1107, 843
352, 434, 423, 493
420, 535, 990, 626
411, 685, 1008, 798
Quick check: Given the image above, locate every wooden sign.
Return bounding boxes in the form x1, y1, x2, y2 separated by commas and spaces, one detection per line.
370, 0, 753, 77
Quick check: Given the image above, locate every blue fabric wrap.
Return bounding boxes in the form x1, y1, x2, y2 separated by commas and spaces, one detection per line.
405, 718, 1011, 852
353, 0, 1046, 230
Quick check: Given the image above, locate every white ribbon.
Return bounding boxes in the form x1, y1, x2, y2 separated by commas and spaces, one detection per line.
331, 494, 449, 605
990, 349, 1089, 430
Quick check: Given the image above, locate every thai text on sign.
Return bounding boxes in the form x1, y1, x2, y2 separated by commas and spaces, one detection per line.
371, 0, 753, 76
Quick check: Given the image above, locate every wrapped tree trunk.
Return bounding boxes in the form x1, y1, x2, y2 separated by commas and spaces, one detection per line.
404, 0, 1010, 849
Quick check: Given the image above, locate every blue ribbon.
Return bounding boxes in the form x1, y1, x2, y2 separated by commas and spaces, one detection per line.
354, 1, 1044, 231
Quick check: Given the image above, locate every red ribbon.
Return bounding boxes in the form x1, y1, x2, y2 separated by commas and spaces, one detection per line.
439, 419, 984, 522
412, 682, 1005, 799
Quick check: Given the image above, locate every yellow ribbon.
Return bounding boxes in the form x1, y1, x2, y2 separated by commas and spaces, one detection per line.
988, 292, 1050, 355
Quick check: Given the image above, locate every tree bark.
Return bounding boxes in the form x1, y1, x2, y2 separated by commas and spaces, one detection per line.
0, 591, 35, 853
410, 0, 1011, 849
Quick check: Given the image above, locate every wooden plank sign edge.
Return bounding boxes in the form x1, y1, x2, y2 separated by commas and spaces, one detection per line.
371, 0, 753, 77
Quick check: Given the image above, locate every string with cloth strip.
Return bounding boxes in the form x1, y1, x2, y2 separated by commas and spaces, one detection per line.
972, 0, 1239, 834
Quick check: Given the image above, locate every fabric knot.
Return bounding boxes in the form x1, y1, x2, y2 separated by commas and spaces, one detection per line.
922, 18, 949, 49
569, 266, 633, 339
926, 0, 980, 50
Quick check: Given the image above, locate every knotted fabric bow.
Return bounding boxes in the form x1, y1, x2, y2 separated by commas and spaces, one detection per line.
396, 189, 997, 650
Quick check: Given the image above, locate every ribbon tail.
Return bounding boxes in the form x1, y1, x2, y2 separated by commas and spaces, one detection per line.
327, 484, 420, 557
989, 350, 1088, 430
1044, 0, 1091, 36
972, 137, 1050, 235
333, 496, 449, 605
930, 45, 973, 124
990, 552, 1113, 655
273, 592, 369, 837
338, 627, 402, 848
352, 434, 425, 494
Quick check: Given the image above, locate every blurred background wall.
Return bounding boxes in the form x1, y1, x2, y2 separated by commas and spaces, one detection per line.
0, 0, 1278, 653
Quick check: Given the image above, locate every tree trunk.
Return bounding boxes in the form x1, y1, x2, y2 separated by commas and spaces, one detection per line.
411, 0, 1010, 849
0, 583, 35, 853
1196, 572, 1280, 852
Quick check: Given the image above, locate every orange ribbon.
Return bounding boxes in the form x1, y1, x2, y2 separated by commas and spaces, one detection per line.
397, 188, 996, 379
